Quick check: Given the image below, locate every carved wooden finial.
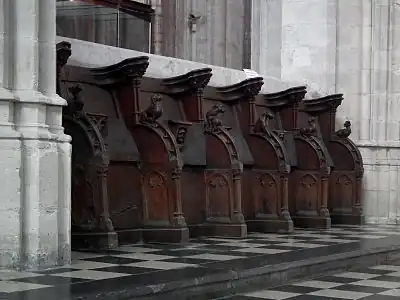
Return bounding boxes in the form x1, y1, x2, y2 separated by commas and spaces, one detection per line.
254, 110, 274, 137
336, 120, 351, 138
139, 94, 163, 125
205, 104, 225, 133
299, 116, 317, 137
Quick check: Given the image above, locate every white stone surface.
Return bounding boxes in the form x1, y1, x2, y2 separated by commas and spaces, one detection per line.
57, 36, 299, 94
0, 0, 70, 269
249, 0, 400, 224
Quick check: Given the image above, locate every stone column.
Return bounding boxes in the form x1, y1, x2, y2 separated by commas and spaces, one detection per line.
0, 0, 70, 269
39, 0, 71, 264
250, 0, 282, 78
280, 0, 337, 92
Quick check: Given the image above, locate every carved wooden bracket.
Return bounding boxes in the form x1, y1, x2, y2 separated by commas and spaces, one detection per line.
216, 77, 264, 101
163, 68, 213, 122
163, 68, 212, 94
91, 56, 150, 85
263, 86, 307, 111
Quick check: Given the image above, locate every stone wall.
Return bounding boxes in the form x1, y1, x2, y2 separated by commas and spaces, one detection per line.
250, 0, 400, 224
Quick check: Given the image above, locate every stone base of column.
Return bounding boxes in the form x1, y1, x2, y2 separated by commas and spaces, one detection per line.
293, 216, 332, 229
142, 227, 190, 244
189, 223, 247, 238
330, 213, 365, 225
72, 232, 119, 251
246, 218, 294, 233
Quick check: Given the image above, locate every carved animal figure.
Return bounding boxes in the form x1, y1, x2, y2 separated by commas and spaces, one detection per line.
206, 103, 225, 131
64, 84, 84, 116
255, 111, 274, 136
299, 116, 317, 136
336, 120, 351, 138
140, 94, 163, 124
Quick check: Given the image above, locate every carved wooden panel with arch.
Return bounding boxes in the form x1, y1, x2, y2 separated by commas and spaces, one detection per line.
254, 172, 279, 217
329, 172, 354, 212
142, 171, 170, 222
206, 172, 232, 219
295, 173, 319, 215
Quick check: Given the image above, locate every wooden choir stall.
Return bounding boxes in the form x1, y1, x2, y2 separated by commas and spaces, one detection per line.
57, 41, 365, 249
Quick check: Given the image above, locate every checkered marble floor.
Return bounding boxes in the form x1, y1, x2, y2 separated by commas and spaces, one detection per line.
225, 263, 400, 299
1, 224, 400, 298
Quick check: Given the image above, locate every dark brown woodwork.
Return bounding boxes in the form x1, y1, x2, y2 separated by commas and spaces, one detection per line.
262, 87, 332, 229
91, 58, 189, 244
210, 78, 295, 233
161, 69, 247, 238
57, 41, 119, 250
58, 40, 364, 247
303, 94, 364, 225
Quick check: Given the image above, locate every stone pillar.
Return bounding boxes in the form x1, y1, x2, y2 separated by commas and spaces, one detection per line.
281, 0, 337, 92
0, 0, 70, 269
250, 0, 282, 78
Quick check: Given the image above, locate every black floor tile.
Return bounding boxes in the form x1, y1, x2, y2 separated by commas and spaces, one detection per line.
334, 284, 387, 294
218, 296, 259, 300
289, 295, 342, 299
12, 275, 88, 285
162, 257, 219, 265
269, 284, 320, 294
82, 255, 145, 265
362, 295, 399, 299
94, 265, 160, 274
315, 276, 360, 284
34, 268, 81, 275
372, 275, 400, 282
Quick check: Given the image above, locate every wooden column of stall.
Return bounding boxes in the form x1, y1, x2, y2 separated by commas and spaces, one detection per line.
160, 69, 248, 237
89, 59, 190, 243
212, 78, 294, 233
308, 94, 364, 224
57, 41, 119, 249
263, 87, 333, 229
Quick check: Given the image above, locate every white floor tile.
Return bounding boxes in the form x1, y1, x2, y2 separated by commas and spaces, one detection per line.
371, 265, 400, 272
114, 253, 175, 261
334, 272, 380, 280
292, 280, 343, 289
309, 288, 371, 299
55, 270, 131, 280
185, 253, 242, 261
245, 290, 300, 299
70, 260, 117, 270
218, 242, 268, 248
71, 252, 106, 260
379, 288, 400, 297
0, 281, 50, 293
350, 279, 400, 289
275, 242, 327, 248
117, 246, 162, 253
233, 248, 291, 254
0, 270, 42, 280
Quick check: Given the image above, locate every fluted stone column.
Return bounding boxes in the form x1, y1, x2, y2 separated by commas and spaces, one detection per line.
0, 0, 70, 269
